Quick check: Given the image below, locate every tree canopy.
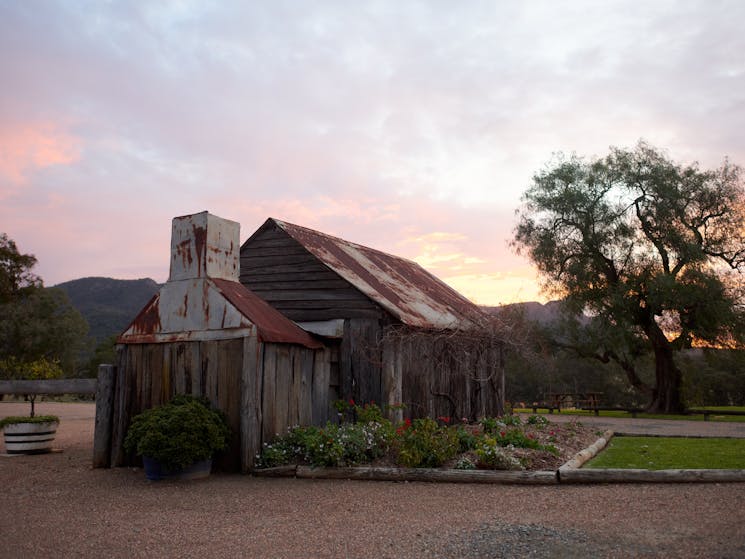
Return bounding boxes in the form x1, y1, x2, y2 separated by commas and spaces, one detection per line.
513, 142, 745, 412
0, 234, 89, 379
0, 233, 42, 304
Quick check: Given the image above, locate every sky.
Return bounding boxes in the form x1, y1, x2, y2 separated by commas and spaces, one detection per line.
1, 1, 744, 306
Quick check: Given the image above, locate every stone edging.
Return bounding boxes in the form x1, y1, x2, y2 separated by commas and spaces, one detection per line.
253, 430, 745, 484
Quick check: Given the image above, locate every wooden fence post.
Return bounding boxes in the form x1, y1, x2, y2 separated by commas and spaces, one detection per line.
92, 364, 117, 468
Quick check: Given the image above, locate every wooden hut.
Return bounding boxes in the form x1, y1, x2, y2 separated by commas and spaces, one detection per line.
240, 218, 505, 421
110, 212, 330, 472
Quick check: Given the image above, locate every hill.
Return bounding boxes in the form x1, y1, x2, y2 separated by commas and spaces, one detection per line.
54, 277, 160, 344
482, 300, 565, 325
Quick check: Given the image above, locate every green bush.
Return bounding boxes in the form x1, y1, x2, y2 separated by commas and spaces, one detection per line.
0, 415, 59, 428
124, 395, 230, 471
500, 414, 522, 427
257, 418, 394, 468
395, 418, 460, 468
475, 436, 523, 470
455, 425, 479, 452
526, 414, 549, 426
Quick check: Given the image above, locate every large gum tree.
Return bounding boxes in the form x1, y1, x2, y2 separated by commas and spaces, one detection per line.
513, 142, 745, 413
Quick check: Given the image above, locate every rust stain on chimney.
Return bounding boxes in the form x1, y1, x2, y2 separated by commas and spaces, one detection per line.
192, 224, 207, 274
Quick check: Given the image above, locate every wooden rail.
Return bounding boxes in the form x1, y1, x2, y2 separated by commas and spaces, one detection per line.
0, 367, 116, 469
0, 378, 97, 395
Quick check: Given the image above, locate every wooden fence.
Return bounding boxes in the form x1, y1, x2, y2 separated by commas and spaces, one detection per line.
0, 368, 115, 468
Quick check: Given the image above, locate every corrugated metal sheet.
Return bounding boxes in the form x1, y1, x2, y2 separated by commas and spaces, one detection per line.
212, 278, 323, 348
270, 218, 486, 329
118, 278, 321, 348
119, 212, 322, 348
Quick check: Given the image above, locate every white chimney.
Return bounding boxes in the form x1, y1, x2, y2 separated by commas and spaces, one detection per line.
169, 211, 240, 282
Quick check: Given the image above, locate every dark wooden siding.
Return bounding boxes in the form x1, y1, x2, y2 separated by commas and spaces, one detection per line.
396, 331, 504, 421
110, 340, 243, 471
339, 318, 383, 406
240, 223, 383, 322
110, 338, 334, 472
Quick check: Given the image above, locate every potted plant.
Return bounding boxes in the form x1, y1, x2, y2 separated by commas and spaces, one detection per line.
124, 395, 229, 481
0, 358, 62, 454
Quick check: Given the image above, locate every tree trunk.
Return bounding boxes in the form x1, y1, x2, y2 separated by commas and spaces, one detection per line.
644, 322, 685, 413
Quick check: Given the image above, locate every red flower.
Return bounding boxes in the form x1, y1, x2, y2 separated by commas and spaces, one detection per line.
349, 398, 355, 406
404, 418, 412, 426
500, 431, 506, 437
437, 416, 451, 424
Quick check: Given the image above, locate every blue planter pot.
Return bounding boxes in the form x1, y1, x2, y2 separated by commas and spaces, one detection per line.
142, 457, 212, 481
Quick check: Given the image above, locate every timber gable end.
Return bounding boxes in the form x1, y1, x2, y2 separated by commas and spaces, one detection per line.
240, 223, 384, 322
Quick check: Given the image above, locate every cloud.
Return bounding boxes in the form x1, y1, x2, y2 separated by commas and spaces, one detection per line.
0, 1, 744, 306
0, 121, 80, 192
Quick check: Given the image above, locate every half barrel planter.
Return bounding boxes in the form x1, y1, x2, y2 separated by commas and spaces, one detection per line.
2, 420, 59, 454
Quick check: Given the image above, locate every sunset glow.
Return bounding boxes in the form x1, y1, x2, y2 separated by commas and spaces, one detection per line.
1, 2, 743, 306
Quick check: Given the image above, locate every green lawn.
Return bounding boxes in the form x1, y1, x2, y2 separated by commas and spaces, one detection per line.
514, 407, 745, 422
585, 436, 745, 469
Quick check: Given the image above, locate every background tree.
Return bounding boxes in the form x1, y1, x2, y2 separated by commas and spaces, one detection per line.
513, 142, 745, 413
0, 233, 42, 304
0, 234, 89, 378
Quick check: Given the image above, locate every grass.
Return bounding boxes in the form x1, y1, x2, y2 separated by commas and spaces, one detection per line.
513, 407, 745, 422
585, 436, 745, 469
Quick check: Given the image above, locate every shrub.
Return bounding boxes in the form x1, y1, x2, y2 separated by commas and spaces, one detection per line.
124, 395, 230, 471
526, 414, 549, 427
475, 437, 523, 470
257, 418, 395, 468
500, 414, 522, 427
395, 418, 460, 468
455, 425, 479, 452
0, 415, 59, 428
454, 456, 477, 470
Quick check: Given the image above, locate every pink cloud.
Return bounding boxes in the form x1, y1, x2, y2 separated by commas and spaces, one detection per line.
0, 120, 80, 192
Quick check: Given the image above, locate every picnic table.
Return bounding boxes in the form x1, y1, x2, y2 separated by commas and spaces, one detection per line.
533, 392, 603, 414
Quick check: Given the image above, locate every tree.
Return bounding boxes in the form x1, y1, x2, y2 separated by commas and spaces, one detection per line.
513, 141, 745, 413
0, 233, 42, 304
0, 234, 89, 378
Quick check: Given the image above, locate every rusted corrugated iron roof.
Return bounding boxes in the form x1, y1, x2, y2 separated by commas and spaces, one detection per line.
268, 218, 487, 329
212, 278, 322, 347
119, 278, 322, 348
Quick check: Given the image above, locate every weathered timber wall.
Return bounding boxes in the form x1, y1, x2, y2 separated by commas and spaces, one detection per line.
240, 224, 383, 322
260, 343, 334, 442
110, 339, 244, 471
339, 318, 383, 407
109, 339, 333, 472
393, 330, 504, 421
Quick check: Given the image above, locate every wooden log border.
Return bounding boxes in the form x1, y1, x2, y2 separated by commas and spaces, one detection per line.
559, 429, 615, 471
250, 429, 745, 484
251, 464, 745, 485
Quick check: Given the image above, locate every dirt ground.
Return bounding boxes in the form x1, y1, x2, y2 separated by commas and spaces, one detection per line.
2, 402, 745, 558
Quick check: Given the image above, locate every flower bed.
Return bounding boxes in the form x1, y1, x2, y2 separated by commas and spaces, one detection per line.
255, 402, 599, 472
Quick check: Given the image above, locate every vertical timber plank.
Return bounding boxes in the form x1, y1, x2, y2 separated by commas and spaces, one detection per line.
262, 345, 277, 443
241, 335, 261, 472
92, 364, 116, 468
274, 345, 291, 436
312, 348, 331, 425
299, 348, 313, 426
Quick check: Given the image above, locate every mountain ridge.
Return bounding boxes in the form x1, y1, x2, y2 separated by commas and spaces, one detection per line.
53, 276, 161, 343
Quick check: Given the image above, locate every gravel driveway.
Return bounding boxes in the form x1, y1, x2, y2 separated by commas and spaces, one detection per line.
2, 402, 745, 558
